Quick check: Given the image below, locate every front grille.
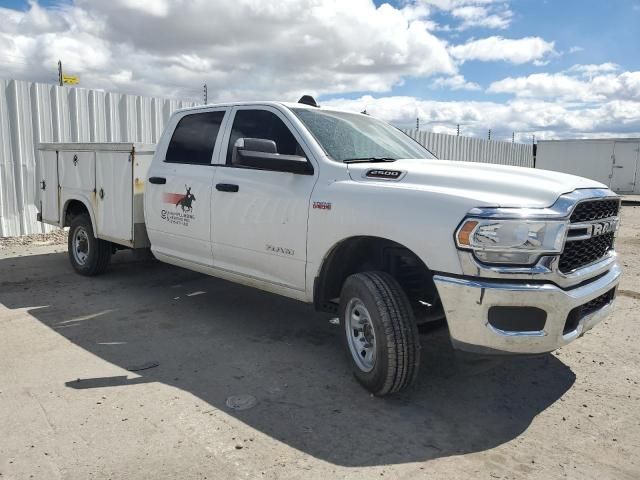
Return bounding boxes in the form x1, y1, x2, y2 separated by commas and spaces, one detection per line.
564, 288, 616, 334
570, 199, 619, 223
559, 232, 615, 273
558, 199, 619, 273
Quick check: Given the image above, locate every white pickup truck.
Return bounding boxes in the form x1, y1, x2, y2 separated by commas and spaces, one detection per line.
37, 97, 622, 396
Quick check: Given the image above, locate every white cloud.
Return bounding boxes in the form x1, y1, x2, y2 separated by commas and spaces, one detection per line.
323, 94, 640, 140
0, 0, 457, 101
0, 0, 559, 103
419, 0, 502, 10
0, 1, 637, 139
567, 63, 620, 77
451, 5, 512, 29
449, 36, 556, 64
432, 74, 481, 90
421, 0, 513, 30
487, 68, 640, 102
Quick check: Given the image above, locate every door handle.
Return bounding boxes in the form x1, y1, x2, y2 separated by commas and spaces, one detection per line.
216, 183, 239, 192
148, 176, 167, 184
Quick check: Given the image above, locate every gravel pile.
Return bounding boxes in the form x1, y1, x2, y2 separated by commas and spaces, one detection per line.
0, 229, 68, 249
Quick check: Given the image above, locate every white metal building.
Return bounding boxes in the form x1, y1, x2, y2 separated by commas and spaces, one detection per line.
536, 138, 640, 194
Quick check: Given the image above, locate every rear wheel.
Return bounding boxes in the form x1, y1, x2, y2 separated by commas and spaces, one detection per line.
68, 214, 111, 276
339, 271, 421, 396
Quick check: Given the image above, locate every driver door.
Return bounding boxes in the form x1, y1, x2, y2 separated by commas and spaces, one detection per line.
211, 106, 316, 291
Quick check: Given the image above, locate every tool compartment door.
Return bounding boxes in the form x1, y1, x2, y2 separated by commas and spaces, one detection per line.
96, 150, 133, 244
59, 150, 96, 192
39, 149, 60, 223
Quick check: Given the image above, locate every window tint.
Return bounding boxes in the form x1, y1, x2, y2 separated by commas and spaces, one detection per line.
165, 111, 225, 165
226, 109, 303, 165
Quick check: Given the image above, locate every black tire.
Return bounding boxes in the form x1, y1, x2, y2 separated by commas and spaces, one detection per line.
68, 214, 111, 276
339, 271, 421, 396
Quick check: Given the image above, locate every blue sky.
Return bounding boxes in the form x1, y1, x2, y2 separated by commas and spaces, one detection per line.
0, 0, 639, 139
327, 0, 640, 103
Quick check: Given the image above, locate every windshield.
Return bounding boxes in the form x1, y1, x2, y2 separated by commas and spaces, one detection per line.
292, 108, 436, 162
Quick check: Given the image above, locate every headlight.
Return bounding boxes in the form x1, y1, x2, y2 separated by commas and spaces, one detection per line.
456, 217, 568, 265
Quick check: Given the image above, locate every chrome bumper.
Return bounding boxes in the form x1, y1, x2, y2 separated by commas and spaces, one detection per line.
433, 263, 622, 355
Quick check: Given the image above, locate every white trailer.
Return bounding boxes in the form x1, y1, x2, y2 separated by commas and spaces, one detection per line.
536, 138, 640, 194
37, 142, 155, 248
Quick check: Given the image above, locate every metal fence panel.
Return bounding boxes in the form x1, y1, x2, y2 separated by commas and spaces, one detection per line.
0, 79, 195, 237
0, 81, 534, 237
402, 129, 533, 168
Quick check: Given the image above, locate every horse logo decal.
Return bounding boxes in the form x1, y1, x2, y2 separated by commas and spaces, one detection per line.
163, 186, 196, 212
175, 185, 196, 212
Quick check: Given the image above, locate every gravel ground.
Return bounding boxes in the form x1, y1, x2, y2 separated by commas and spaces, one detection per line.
0, 208, 639, 480
0, 229, 67, 250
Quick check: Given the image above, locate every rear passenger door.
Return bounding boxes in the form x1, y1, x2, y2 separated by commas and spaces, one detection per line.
145, 108, 228, 266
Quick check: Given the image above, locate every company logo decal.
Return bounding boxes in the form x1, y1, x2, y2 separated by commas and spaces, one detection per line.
366, 169, 402, 180
161, 185, 196, 226
313, 201, 332, 210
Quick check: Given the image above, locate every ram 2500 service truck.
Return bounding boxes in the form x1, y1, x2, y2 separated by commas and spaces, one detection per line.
37, 98, 622, 396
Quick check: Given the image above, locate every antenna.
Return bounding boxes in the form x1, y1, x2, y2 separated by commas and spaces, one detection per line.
298, 95, 319, 107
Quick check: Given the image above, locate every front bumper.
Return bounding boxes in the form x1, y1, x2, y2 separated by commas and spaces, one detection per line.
433, 262, 621, 355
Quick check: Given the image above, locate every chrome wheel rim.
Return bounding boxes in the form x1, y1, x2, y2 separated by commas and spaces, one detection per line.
72, 227, 90, 266
345, 298, 376, 372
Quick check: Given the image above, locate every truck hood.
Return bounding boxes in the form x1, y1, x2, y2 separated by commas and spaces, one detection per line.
347, 158, 607, 208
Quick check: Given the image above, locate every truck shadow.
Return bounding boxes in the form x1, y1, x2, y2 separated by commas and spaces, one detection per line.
0, 250, 575, 467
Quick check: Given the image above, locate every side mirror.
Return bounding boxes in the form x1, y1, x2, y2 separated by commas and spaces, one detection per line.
233, 138, 312, 175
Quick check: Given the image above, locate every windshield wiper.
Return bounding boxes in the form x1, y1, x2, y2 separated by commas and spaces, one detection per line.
343, 157, 398, 164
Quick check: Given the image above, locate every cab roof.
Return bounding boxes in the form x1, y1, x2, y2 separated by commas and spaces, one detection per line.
172, 100, 359, 116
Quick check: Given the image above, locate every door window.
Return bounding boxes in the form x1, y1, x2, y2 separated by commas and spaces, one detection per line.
226, 109, 305, 166
165, 111, 225, 165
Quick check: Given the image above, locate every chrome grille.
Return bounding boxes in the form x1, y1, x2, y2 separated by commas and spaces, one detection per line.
559, 199, 619, 274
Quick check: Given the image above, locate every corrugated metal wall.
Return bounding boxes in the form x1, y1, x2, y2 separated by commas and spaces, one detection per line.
402, 129, 533, 167
0, 79, 195, 237
0, 79, 534, 237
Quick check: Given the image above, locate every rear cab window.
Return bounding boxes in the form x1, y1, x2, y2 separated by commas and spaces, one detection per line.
165, 111, 226, 165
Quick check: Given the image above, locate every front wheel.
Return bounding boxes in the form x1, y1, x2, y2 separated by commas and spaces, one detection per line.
339, 271, 421, 396
68, 214, 112, 276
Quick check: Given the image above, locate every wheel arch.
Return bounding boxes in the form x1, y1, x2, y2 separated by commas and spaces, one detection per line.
312, 235, 442, 320
61, 196, 97, 237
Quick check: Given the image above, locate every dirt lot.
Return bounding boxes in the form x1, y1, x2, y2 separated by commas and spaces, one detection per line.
1, 209, 639, 480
